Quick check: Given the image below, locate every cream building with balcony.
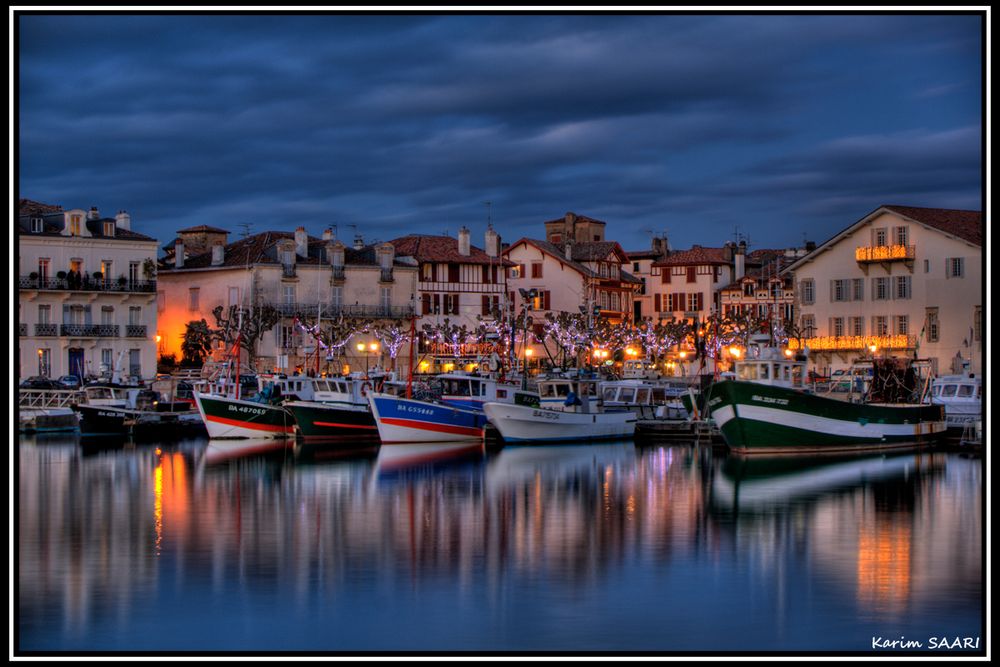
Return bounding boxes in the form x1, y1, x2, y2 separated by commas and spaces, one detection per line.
17, 200, 160, 381
786, 205, 982, 376
157, 226, 418, 374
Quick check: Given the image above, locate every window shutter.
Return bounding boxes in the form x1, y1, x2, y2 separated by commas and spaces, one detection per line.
482, 294, 490, 315
661, 270, 670, 284
543, 291, 551, 310
654, 293, 661, 312
452, 293, 460, 314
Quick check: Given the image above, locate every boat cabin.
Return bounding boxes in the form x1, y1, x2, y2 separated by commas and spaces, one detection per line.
537, 377, 600, 412
734, 337, 807, 389
930, 375, 981, 402
622, 358, 662, 380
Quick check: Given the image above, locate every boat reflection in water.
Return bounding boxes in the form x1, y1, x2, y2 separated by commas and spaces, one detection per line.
711, 446, 946, 514
375, 440, 486, 479
485, 439, 637, 491
201, 437, 297, 467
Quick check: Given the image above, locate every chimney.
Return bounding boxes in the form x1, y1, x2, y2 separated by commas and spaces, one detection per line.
115, 210, 131, 231
735, 240, 746, 280
485, 226, 500, 258
88, 206, 100, 221
295, 226, 309, 258
651, 235, 669, 258
328, 240, 345, 268
211, 241, 225, 266
353, 233, 364, 250
175, 239, 185, 268
322, 228, 333, 241
564, 211, 576, 241
458, 226, 471, 256
377, 242, 395, 269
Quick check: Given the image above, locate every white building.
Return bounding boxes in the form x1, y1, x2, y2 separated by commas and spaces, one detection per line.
786, 205, 982, 376
625, 235, 670, 322
17, 200, 160, 381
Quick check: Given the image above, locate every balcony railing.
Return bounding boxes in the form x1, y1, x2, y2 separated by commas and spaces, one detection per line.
274, 302, 415, 319
58, 324, 121, 338
19, 276, 157, 293
330, 266, 346, 281
787, 334, 917, 352
379, 268, 394, 283
19, 323, 27, 336
125, 325, 147, 338
35, 323, 58, 337
855, 245, 916, 263
281, 265, 297, 279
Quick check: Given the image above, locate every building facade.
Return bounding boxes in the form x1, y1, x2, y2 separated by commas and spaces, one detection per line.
626, 235, 671, 322
157, 226, 419, 374
17, 200, 160, 381
389, 228, 511, 369
503, 236, 640, 363
786, 205, 982, 376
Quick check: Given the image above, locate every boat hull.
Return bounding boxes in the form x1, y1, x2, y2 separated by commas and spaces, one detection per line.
194, 393, 295, 439
284, 401, 379, 444
368, 393, 487, 443
706, 380, 947, 453
76, 404, 205, 440
483, 402, 637, 443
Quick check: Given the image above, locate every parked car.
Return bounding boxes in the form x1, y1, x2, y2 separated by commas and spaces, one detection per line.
57, 375, 82, 390
19, 376, 62, 390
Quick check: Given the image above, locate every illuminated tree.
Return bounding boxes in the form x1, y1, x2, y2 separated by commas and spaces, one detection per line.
212, 304, 280, 369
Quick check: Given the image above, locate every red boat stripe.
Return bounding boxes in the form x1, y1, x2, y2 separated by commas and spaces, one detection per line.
313, 421, 377, 430
205, 414, 295, 434
379, 417, 483, 437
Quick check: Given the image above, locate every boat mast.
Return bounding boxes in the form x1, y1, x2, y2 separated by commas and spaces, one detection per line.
406, 312, 416, 398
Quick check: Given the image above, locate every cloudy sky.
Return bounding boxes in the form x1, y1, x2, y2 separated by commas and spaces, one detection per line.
17, 10, 984, 254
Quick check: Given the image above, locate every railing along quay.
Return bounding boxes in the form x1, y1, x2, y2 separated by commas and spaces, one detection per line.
19, 389, 85, 409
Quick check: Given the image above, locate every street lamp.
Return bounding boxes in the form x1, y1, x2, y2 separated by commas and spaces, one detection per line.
357, 341, 379, 378
517, 288, 537, 390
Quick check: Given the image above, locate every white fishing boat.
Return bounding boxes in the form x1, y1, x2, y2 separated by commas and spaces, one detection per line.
483, 377, 636, 444
929, 374, 982, 436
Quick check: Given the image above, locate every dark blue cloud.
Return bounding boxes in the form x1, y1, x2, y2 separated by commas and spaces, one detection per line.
17, 12, 983, 254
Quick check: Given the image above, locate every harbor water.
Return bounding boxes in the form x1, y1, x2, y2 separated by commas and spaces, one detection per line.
16, 433, 984, 654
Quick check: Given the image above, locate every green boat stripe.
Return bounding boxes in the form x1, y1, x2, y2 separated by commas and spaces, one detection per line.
717, 403, 946, 439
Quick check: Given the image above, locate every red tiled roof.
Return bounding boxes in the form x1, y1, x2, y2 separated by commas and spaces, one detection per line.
177, 224, 230, 234
542, 213, 607, 226
390, 235, 512, 266
882, 205, 982, 246
653, 245, 730, 267
19, 199, 63, 216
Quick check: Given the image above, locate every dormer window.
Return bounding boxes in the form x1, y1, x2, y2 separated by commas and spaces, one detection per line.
69, 215, 82, 236
103, 221, 116, 237
31, 217, 43, 233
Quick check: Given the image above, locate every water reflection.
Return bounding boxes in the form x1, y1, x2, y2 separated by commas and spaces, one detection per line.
17, 437, 982, 652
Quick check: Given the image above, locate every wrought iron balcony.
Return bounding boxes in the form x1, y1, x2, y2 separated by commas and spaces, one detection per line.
58, 324, 119, 337
125, 325, 147, 338
788, 334, 917, 352
379, 268, 394, 283
281, 265, 297, 279
19, 323, 27, 336
855, 245, 916, 263
274, 302, 415, 319
19, 275, 157, 293
35, 323, 58, 337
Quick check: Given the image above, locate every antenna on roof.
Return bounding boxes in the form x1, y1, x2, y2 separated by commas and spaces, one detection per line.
484, 201, 493, 228
238, 222, 253, 239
